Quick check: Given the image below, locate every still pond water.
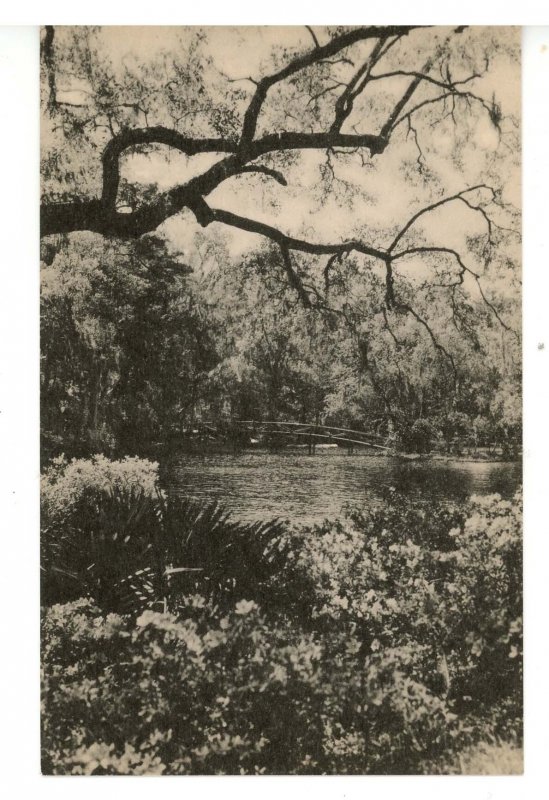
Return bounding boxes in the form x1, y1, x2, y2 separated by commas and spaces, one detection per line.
163, 450, 522, 525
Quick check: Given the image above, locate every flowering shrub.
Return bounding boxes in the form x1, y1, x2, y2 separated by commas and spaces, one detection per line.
445, 493, 522, 707
286, 490, 522, 714
41, 487, 522, 775
41, 454, 160, 520
42, 597, 458, 775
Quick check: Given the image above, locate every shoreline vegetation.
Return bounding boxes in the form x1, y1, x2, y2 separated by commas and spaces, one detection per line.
41, 455, 522, 775
138, 423, 521, 461
149, 438, 522, 464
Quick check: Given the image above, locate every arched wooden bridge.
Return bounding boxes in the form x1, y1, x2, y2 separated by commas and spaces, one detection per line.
190, 419, 392, 451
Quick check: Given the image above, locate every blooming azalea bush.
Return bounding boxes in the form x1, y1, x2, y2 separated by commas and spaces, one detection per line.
41, 454, 160, 521
443, 493, 522, 709
42, 596, 459, 775
286, 492, 522, 706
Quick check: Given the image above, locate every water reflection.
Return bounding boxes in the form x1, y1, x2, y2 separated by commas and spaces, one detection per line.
163, 450, 522, 525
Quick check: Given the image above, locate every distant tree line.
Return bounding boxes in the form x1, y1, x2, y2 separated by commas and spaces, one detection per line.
41, 234, 520, 462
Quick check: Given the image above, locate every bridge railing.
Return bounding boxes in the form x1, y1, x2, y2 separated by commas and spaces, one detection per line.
196, 419, 392, 451
237, 419, 386, 438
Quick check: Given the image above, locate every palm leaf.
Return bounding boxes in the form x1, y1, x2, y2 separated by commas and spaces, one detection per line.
42, 482, 290, 613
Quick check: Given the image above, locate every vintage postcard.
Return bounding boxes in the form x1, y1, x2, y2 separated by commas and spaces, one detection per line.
40, 25, 522, 775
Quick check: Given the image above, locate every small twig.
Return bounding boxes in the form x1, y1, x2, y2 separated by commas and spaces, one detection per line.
236, 165, 288, 186
305, 26, 320, 49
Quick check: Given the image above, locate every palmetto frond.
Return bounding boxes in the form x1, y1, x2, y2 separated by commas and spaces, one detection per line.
41, 483, 288, 613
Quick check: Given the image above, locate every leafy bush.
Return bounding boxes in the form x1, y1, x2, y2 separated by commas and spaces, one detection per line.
286, 490, 522, 712
445, 493, 522, 707
397, 418, 439, 453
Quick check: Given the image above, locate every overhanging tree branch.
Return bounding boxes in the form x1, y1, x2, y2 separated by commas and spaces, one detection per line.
394, 301, 458, 382
101, 127, 236, 208
42, 26, 504, 243
330, 37, 388, 133
207, 207, 386, 260
238, 25, 421, 151
391, 245, 518, 337
387, 185, 496, 253
41, 130, 390, 237
235, 165, 288, 186
305, 26, 320, 49
279, 245, 312, 307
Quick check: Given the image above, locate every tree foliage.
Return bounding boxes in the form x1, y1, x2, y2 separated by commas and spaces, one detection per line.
40, 26, 521, 455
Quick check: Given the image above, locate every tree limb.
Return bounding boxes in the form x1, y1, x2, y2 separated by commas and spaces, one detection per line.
388, 185, 495, 253
101, 126, 236, 209
207, 207, 386, 261
392, 245, 518, 337
279, 245, 312, 307
235, 165, 288, 186
330, 37, 388, 133
305, 26, 320, 49
238, 26, 421, 151
42, 130, 388, 237
392, 301, 458, 382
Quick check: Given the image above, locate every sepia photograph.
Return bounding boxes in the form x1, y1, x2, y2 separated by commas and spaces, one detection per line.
39, 24, 522, 776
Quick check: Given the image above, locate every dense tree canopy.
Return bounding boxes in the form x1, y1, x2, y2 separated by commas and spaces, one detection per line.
40, 26, 521, 458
